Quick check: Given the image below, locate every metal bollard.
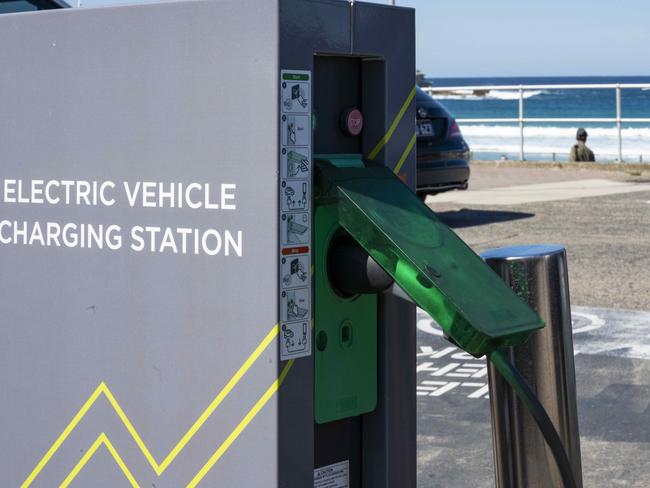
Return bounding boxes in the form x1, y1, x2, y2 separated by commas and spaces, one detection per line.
481, 245, 583, 488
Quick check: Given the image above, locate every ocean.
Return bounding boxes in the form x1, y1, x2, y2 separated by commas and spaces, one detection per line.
422, 76, 650, 162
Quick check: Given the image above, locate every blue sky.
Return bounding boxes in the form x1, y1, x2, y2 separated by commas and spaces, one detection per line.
393, 0, 650, 78
79, 0, 650, 78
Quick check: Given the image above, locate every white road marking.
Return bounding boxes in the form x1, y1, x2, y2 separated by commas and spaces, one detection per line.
417, 305, 650, 361
429, 179, 650, 205
416, 306, 650, 400
571, 306, 650, 360
571, 310, 605, 334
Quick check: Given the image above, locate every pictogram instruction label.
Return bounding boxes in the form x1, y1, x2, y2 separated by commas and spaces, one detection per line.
314, 460, 349, 488
279, 69, 312, 360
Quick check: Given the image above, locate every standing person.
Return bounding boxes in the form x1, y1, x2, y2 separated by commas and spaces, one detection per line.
569, 128, 596, 162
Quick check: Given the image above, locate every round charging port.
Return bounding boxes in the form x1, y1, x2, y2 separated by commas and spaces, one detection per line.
327, 231, 393, 297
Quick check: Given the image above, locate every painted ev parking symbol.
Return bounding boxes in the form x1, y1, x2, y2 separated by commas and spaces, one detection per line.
571, 311, 605, 334
416, 308, 607, 400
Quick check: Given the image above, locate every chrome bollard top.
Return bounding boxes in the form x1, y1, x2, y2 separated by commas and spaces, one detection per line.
481, 244, 565, 262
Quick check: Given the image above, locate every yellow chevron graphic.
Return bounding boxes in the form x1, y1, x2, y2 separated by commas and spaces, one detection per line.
22, 324, 280, 487
188, 358, 294, 487
393, 132, 417, 175
367, 85, 417, 161
58, 360, 295, 488
59, 433, 139, 488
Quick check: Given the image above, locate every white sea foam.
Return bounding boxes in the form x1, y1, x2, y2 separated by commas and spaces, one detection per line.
488, 90, 546, 100
424, 88, 546, 101
459, 125, 650, 158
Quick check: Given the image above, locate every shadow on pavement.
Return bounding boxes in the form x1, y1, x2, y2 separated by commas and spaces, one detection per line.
434, 208, 535, 228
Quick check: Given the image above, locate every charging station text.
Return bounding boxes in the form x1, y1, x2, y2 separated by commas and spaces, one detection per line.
0, 179, 243, 257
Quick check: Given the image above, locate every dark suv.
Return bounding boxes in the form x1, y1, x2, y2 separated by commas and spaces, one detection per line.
416, 86, 470, 197
0, 0, 68, 14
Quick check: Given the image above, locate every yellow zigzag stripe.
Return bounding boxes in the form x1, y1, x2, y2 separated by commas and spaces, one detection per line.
393, 132, 417, 175
60, 360, 295, 488
367, 85, 417, 161
187, 359, 295, 487
22, 324, 280, 487
59, 433, 139, 488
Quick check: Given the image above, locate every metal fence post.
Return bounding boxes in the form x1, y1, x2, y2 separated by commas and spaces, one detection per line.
519, 85, 525, 161
482, 245, 583, 488
616, 85, 623, 162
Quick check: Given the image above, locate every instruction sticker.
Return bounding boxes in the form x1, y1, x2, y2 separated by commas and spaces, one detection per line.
314, 460, 349, 488
279, 69, 312, 360
281, 211, 310, 246
281, 180, 310, 212
282, 114, 310, 146
281, 255, 309, 289
281, 287, 310, 323
281, 148, 311, 180
280, 321, 310, 357
282, 79, 310, 114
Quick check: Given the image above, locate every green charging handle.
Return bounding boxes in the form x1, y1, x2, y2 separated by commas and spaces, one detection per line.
315, 157, 544, 357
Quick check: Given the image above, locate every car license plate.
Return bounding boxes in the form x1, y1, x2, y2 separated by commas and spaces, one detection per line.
417, 121, 434, 136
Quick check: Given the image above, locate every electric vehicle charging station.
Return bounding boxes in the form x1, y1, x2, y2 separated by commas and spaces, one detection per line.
0, 1, 578, 487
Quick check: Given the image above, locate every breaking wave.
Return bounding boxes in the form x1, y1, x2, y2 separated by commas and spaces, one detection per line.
423, 88, 547, 101
460, 125, 650, 158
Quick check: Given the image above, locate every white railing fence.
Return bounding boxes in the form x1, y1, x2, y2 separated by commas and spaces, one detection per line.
422, 84, 650, 162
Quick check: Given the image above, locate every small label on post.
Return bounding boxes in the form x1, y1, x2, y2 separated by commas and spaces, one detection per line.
314, 460, 349, 488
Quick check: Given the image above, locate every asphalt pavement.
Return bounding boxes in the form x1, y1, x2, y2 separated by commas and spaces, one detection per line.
416, 163, 650, 487
416, 307, 650, 488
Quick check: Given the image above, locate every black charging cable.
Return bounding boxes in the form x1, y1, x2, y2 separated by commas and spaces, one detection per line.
487, 349, 578, 488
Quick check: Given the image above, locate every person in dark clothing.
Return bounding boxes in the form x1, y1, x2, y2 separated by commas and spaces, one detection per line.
569, 128, 595, 162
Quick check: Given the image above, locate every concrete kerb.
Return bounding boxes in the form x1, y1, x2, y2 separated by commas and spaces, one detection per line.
471, 160, 650, 176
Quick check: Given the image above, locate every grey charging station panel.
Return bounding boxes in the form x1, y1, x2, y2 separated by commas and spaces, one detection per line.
1, 2, 280, 487
0, 1, 415, 487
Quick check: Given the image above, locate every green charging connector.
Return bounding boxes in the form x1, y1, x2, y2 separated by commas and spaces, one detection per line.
315, 157, 544, 357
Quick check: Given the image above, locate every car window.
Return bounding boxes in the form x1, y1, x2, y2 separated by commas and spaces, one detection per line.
0, 0, 62, 13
